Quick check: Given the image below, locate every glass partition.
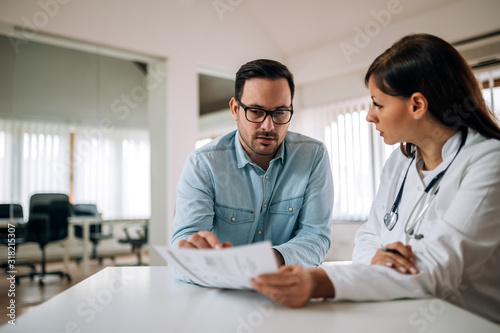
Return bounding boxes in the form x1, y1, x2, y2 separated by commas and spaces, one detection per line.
0, 34, 151, 219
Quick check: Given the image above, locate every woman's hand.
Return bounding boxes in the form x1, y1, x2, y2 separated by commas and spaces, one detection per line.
371, 241, 418, 274
251, 266, 335, 308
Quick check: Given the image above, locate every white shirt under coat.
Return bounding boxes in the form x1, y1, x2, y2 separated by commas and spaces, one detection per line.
322, 129, 500, 323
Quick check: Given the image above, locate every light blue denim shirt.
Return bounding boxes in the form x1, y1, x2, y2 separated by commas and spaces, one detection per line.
170, 130, 333, 279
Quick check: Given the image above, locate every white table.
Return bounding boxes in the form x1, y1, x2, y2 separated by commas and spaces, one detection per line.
66, 218, 148, 276
1, 267, 498, 332
66, 217, 99, 276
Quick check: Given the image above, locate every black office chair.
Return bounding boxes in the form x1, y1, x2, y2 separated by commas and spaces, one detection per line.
0, 204, 36, 274
72, 203, 114, 265
118, 221, 148, 266
16, 193, 72, 285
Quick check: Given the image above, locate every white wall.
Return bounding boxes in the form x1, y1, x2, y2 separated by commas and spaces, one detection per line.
0, 37, 148, 128
199, 108, 235, 139
288, 0, 500, 108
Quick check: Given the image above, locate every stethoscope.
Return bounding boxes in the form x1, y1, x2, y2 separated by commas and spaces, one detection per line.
383, 130, 467, 240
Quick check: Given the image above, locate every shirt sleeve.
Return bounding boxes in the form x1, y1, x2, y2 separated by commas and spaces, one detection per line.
170, 151, 215, 248
323, 141, 500, 315
169, 151, 215, 282
274, 144, 334, 267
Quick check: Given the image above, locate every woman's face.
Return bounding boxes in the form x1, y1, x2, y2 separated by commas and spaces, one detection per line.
366, 76, 416, 145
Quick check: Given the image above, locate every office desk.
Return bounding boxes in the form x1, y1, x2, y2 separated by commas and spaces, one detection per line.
1, 267, 498, 333
0, 218, 25, 227
66, 217, 99, 276
66, 218, 148, 276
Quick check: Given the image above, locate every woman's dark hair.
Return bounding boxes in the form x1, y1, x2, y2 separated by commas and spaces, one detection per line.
365, 33, 500, 156
234, 59, 295, 101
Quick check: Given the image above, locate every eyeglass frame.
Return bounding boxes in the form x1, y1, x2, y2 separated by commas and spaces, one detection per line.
236, 99, 294, 125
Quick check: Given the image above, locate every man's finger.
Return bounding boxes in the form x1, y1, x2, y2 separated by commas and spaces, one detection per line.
187, 233, 212, 248
178, 239, 196, 248
197, 231, 223, 249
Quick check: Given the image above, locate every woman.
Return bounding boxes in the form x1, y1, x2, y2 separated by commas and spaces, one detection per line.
250, 33, 500, 323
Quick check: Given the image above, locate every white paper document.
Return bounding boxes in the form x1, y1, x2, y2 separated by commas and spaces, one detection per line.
155, 241, 278, 289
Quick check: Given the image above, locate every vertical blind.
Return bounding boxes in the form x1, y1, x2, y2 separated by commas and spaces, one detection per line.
297, 66, 500, 222
0, 118, 150, 219
298, 97, 396, 222
0, 120, 70, 209
477, 65, 500, 119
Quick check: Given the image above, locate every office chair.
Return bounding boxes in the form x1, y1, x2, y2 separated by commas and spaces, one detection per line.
72, 203, 114, 265
16, 193, 72, 285
118, 221, 148, 266
0, 204, 36, 274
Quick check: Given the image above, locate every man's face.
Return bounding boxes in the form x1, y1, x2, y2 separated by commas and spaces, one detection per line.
230, 78, 292, 164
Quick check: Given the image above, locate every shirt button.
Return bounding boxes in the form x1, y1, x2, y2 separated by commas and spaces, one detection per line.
258, 230, 262, 235
263, 203, 267, 208
265, 175, 269, 180
288, 207, 293, 212
231, 217, 235, 221
417, 187, 422, 191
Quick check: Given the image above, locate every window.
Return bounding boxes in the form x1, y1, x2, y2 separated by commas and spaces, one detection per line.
0, 119, 150, 219
0, 33, 159, 220
299, 97, 396, 222
476, 65, 500, 119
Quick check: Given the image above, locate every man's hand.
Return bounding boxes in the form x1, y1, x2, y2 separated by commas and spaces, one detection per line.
371, 241, 418, 274
273, 249, 285, 266
178, 231, 232, 249
251, 266, 335, 308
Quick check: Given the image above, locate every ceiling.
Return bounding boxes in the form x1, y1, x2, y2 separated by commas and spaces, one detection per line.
241, 0, 460, 56
196, 0, 477, 115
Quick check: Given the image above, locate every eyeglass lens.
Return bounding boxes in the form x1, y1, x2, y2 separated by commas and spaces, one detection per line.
246, 109, 292, 124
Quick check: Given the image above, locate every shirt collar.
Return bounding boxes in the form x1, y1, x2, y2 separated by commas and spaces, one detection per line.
415, 129, 467, 173
234, 130, 286, 169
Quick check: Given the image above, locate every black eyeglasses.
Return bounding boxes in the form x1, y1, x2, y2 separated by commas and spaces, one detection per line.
237, 99, 293, 125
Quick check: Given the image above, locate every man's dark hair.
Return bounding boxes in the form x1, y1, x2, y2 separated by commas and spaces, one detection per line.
234, 59, 295, 101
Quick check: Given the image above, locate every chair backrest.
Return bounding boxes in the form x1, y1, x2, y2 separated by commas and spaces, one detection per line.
0, 204, 24, 219
72, 203, 103, 236
0, 204, 24, 239
72, 203, 99, 217
28, 193, 70, 246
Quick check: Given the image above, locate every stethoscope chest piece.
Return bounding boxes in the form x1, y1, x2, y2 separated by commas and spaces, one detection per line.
384, 211, 398, 231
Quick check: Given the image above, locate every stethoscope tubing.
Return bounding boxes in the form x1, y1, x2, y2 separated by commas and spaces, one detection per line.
383, 129, 468, 239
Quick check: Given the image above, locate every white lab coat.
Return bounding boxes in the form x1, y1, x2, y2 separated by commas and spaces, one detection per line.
322, 129, 500, 323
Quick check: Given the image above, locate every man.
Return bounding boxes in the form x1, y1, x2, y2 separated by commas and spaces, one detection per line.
170, 59, 333, 281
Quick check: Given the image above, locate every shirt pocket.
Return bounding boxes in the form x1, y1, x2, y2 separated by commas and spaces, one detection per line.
269, 197, 303, 242
214, 204, 255, 246
270, 197, 303, 215
215, 203, 254, 224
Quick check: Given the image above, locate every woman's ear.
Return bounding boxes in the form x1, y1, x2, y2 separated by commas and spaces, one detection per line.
410, 92, 428, 120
